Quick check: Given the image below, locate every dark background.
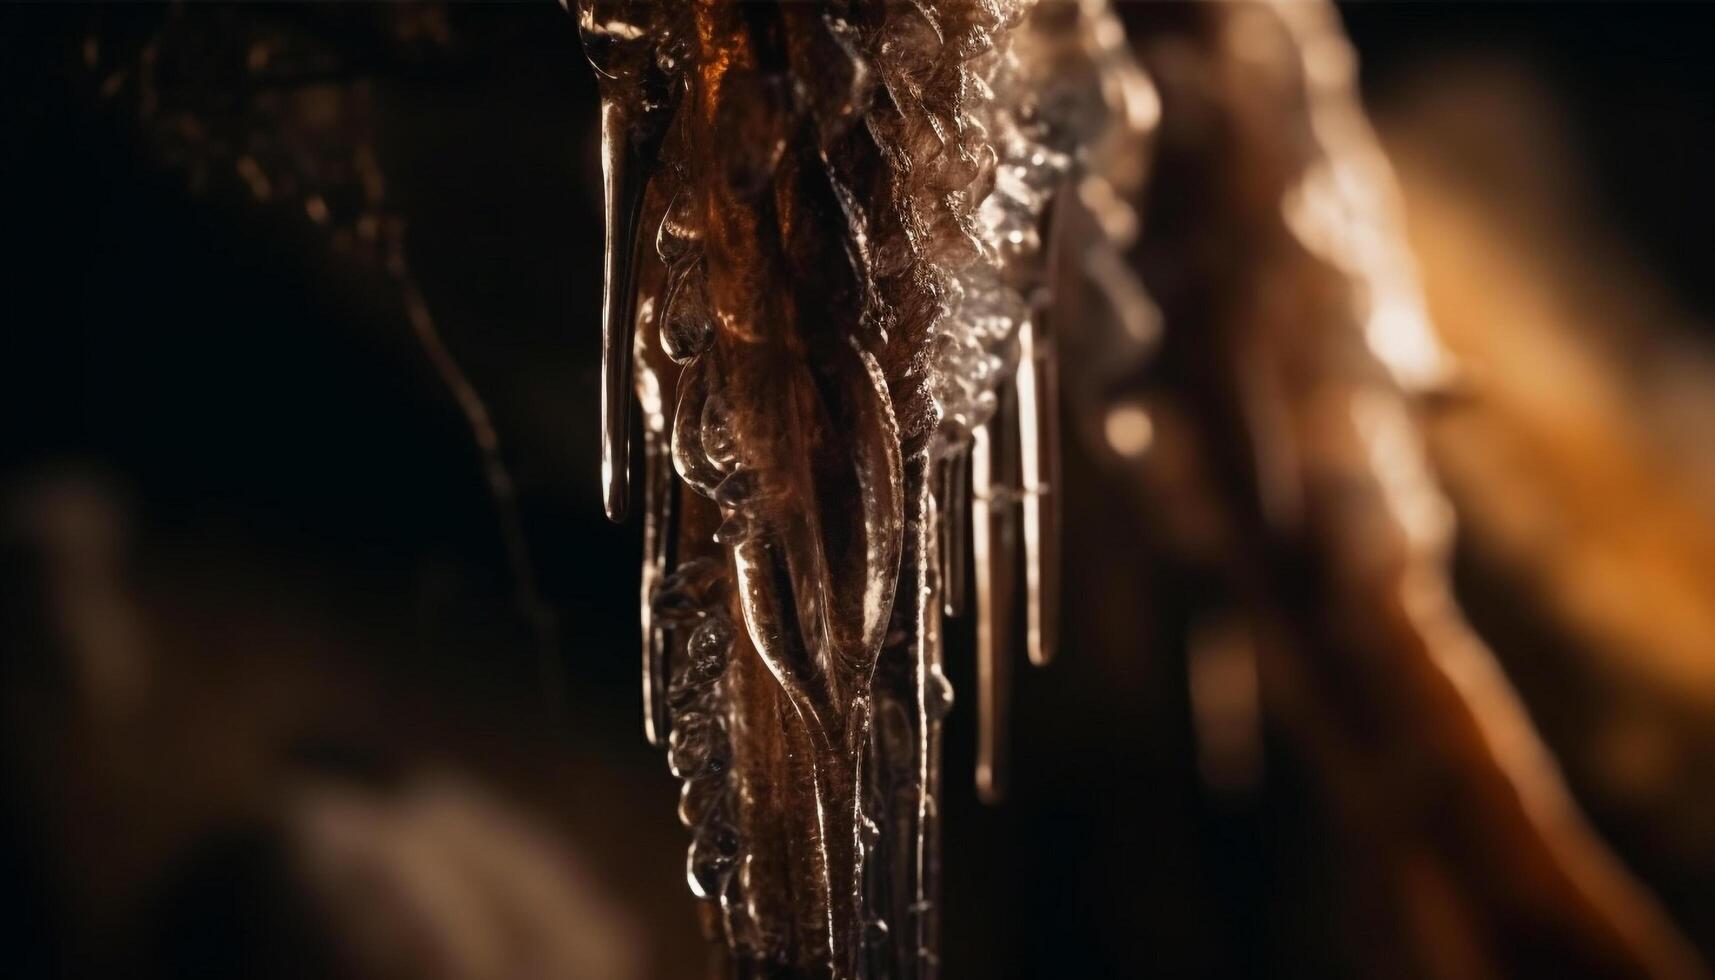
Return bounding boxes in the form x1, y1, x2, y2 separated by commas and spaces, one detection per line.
2, 4, 1713, 977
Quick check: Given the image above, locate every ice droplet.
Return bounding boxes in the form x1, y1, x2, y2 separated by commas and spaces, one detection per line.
661, 263, 714, 364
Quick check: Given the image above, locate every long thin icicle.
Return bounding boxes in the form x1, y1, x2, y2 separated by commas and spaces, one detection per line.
578, 1, 679, 521
940, 445, 968, 619
595, 97, 641, 521
639, 422, 674, 745
1014, 316, 1060, 666
971, 416, 1015, 805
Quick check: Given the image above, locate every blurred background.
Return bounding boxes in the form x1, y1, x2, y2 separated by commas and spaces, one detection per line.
3, 3, 1715, 977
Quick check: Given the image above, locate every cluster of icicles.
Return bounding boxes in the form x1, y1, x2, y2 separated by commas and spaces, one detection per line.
575, 0, 1150, 975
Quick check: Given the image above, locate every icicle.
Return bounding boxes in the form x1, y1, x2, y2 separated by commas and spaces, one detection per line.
970, 413, 1016, 805
577, 0, 679, 522
639, 424, 674, 746
939, 444, 968, 618
595, 96, 650, 522
1015, 316, 1061, 667
925, 501, 954, 723
918, 475, 951, 980
562, 0, 1124, 968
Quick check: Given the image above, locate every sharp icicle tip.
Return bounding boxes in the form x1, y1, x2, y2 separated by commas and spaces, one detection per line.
597, 97, 650, 523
